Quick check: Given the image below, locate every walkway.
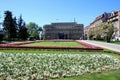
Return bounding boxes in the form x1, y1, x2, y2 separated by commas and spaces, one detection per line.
79, 40, 120, 52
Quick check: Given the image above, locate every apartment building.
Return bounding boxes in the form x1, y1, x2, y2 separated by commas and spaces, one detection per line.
85, 9, 120, 40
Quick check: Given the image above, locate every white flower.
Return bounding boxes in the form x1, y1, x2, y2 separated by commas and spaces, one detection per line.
0, 52, 120, 79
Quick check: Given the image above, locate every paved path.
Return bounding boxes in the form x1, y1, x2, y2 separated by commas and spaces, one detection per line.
80, 40, 120, 52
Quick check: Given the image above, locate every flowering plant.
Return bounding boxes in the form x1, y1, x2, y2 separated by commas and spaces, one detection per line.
0, 52, 120, 79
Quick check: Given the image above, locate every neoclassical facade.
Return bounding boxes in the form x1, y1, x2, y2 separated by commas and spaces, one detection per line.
43, 22, 84, 40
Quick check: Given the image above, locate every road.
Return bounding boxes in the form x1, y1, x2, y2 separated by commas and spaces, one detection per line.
80, 40, 120, 52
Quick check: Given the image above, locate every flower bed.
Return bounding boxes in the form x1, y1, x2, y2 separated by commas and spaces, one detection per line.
0, 53, 120, 79
76, 40, 102, 49
0, 45, 103, 51
0, 40, 103, 51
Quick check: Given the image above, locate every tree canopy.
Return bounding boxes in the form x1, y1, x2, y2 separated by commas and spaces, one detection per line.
3, 10, 17, 40
2, 10, 28, 41
89, 22, 114, 42
18, 15, 28, 40
27, 22, 42, 40
1, 10, 42, 41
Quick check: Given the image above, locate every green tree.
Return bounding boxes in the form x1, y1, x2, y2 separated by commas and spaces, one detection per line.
106, 23, 114, 42
101, 22, 114, 42
27, 22, 42, 40
3, 10, 17, 41
95, 23, 105, 40
19, 22, 28, 40
18, 15, 28, 40
18, 15, 23, 40
0, 16, 4, 42
12, 17, 17, 39
0, 30, 4, 42
89, 22, 114, 42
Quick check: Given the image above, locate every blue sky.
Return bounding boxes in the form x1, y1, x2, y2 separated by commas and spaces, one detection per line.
0, 0, 120, 27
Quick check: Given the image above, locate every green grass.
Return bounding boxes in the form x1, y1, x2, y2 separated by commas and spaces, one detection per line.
0, 49, 120, 80
22, 41, 84, 47
0, 49, 120, 59
0, 49, 97, 54
54, 69, 120, 80
1, 40, 120, 80
110, 41, 120, 45
93, 40, 120, 45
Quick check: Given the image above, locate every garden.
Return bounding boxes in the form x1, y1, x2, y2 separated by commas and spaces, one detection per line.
0, 40, 120, 80
0, 40, 103, 51
22, 41, 84, 47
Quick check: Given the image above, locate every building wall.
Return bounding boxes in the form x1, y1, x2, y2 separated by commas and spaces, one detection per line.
107, 10, 120, 39
118, 9, 120, 37
43, 22, 84, 40
86, 9, 120, 40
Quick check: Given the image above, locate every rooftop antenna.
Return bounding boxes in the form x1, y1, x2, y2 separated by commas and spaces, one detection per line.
74, 18, 76, 23
56, 19, 59, 22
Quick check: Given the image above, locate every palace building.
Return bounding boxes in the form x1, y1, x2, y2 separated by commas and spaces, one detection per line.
43, 22, 84, 40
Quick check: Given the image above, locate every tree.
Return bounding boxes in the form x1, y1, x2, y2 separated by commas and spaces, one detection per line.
18, 15, 28, 40
88, 22, 114, 42
12, 17, 17, 39
18, 15, 23, 39
106, 23, 114, 42
22, 22, 28, 40
0, 15, 4, 42
27, 22, 42, 40
99, 22, 114, 42
0, 30, 4, 42
3, 10, 17, 41
19, 22, 28, 40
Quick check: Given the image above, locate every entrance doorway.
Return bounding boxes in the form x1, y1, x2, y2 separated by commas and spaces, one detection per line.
58, 33, 69, 39
58, 33, 64, 39
64, 34, 68, 39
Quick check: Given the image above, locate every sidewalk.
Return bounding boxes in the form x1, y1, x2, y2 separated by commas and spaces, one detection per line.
79, 40, 120, 52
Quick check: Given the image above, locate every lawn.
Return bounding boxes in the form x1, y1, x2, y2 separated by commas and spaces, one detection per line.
0, 49, 120, 80
55, 70, 120, 80
0, 39, 119, 80
94, 40, 120, 45
110, 41, 120, 45
22, 41, 84, 47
